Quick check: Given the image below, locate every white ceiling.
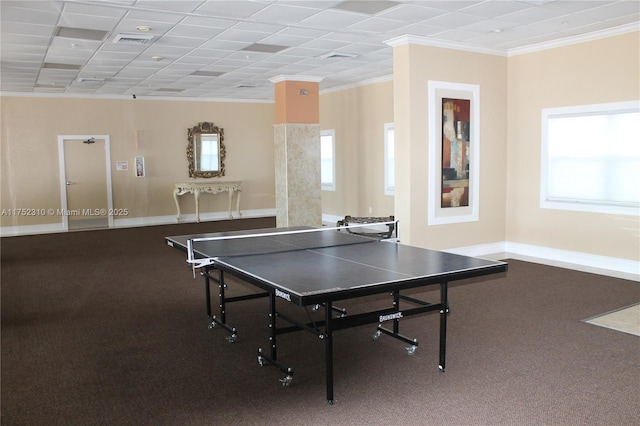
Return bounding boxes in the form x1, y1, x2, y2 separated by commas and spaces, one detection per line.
1, 0, 638, 101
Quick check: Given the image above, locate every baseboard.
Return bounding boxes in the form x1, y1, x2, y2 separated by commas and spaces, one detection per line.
2, 219, 636, 282
446, 241, 639, 282
0, 208, 276, 237
0, 222, 67, 237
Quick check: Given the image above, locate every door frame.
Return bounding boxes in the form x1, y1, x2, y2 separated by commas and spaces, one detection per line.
57, 135, 114, 231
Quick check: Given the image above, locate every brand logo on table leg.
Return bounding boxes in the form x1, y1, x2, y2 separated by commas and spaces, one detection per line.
275, 289, 291, 301
379, 312, 403, 322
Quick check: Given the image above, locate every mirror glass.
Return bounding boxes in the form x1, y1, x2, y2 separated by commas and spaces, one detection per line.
187, 122, 225, 178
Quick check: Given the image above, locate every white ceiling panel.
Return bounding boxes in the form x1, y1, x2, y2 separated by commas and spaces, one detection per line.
0, 0, 637, 100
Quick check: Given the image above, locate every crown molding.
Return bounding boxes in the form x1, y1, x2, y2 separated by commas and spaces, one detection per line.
385, 23, 639, 59
319, 74, 393, 96
269, 75, 323, 84
0, 91, 274, 104
384, 34, 508, 57
507, 22, 640, 56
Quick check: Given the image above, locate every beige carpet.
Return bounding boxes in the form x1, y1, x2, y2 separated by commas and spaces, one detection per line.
584, 303, 640, 336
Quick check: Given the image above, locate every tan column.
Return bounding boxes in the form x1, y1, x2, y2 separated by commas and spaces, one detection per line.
270, 76, 323, 228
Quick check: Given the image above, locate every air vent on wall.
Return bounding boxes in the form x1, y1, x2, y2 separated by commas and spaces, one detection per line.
112, 33, 155, 44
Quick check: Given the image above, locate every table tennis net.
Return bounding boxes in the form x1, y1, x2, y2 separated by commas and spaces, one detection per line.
186, 221, 398, 270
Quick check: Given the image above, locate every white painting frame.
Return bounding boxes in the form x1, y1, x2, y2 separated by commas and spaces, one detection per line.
428, 80, 480, 225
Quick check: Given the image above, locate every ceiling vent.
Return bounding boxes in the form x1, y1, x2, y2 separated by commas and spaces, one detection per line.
112, 33, 155, 45
236, 84, 256, 88
76, 77, 105, 83
318, 51, 358, 59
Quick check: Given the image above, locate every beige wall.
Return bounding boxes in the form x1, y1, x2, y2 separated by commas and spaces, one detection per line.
319, 80, 395, 219
506, 31, 640, 261
1, 97, 275, 227
1, 31, 638, 266
392, 43, 509, 249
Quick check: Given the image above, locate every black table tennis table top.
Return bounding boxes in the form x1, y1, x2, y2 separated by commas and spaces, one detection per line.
166, 226, 507, 306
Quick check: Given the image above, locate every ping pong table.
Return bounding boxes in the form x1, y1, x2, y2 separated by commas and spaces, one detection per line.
166, 225, 507, 404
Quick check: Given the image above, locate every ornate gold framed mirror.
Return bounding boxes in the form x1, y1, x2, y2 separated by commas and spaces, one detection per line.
187, 122, 226, 178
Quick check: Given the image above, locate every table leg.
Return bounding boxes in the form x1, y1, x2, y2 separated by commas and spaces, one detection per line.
227, 189, 233, 219
204, 268, 212, 318
325, 302, 334, 405
269, 292, 277, 361
194, 189, 201, 223
173, 188, 181, 222
236, 189, 242, 217
439, 282, 448, 372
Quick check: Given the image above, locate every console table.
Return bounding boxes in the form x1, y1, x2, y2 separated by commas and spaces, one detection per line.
173, 181, 242, 222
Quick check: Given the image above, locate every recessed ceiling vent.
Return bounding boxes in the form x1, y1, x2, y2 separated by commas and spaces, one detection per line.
318, 51, 358, 59
76, 77, 105, 83
112, 33, 154, 45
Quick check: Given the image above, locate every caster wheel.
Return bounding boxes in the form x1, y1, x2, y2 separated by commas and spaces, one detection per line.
406, 345, 417, 356
279, 375, 293, 387
372, 330, 381, 341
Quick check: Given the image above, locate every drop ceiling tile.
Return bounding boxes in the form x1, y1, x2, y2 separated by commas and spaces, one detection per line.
217, 28, 274, 43
577, 1, 640, 20
422, 11, 488, 28
62, 2, 123, 18
125, 9, 185, 24
460, 18, 521, 33
175, 56, 215, 66
460, 1, 532, 18
298, 38, 350, 51
320, 31, 369, 43
250, 3, 324, 22
167, 25, 225, 38
187, 48, 229, 59
391, 22, 448, 37
258, 33, 316, 47
346, 16, 408, 32
277, 26, 332, 38
154, 35, 209, 48
419, 1, 483, 12
498, 6, 567, 25
540, 13, 601, 32
143, 45, 193, 57
300, 9, 371, 28
1, 33, 50, 47
0, 5, 60, 25
194, 1, 270, 18
377, 3, 448, 22
277, 46, 327, 59
131, 1, 204, 13
1, 1, 62, 13
1, 21, 56, 37
539, 1, 616, 14
432, 28, 487, 42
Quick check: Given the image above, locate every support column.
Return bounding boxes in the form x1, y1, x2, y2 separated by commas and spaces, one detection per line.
271, 75, 323, 228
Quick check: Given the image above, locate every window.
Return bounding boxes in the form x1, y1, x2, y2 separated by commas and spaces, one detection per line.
384, 123, 395, 195
321, 130, 335, 191
541, 101, 640, 215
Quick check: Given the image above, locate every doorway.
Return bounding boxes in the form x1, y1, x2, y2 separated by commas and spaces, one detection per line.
57, 135, 113, 231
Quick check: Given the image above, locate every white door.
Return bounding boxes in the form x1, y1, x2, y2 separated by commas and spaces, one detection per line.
58, 135, 113, 230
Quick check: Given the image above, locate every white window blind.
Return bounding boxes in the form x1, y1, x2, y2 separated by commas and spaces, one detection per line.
384, 123, 395, 196
541, 101, 640, 215
321, 130, 335, 191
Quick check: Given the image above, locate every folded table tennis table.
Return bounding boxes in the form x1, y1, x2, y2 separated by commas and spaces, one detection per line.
166, 226, 507, 404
